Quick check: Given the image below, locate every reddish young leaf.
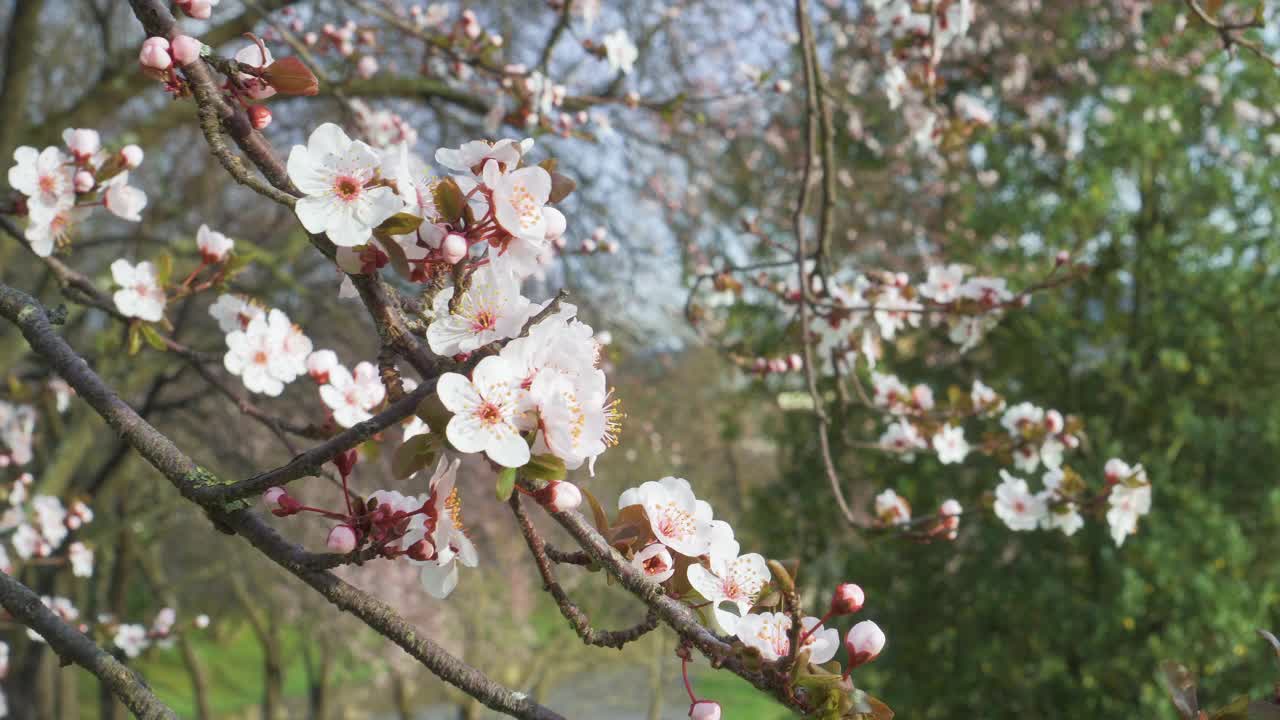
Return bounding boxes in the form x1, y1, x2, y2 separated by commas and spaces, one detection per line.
261, 57, 319, 96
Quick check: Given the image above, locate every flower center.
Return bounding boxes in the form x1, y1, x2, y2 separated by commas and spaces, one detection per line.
333, 175, 362, 201
475, 402, 504, 425
471, 310, 497, 333
642, 555, 668, 575
38, 175, 57, 195
253, 350, 269, 366
655, 504, 694, 540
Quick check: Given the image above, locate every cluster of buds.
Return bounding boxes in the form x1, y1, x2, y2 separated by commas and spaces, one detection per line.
749, 353, 804, 376
560, 227, 620, 255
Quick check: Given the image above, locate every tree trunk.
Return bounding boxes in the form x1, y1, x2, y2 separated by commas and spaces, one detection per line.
0, 0, 45, 161
305, 642, 331, 720
390, 668, 413, 720
99, 523, 132, 720
231, 576, 284, 720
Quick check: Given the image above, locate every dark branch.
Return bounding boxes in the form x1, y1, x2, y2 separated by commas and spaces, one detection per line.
0, 571, 178, 719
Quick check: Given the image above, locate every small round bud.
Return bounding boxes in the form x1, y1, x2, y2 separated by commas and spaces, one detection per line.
543, 481, 582, 513
407, 538, 435, 562
326, 525, 358, 554
74, 171, 94, 193
844, 620, 886, 669
1055, 250, 1070, 266
830, 583, 865, 616
171, 35, 203, 66
194, 614, 210, 629
581, 239, 597, 253
788, 353, 803, 371
753, 357, 768, 372
180, 0, 213, 19
773, 79, 792, 93
263, 486, 287, 507
306, 349, 338, 384
139, 37, 172, 71
248, 105, 272, 130
442, 233, 468, 264
769, 358, 788, 374
119, 145, 144, 169
689, 701, 722, 720
333, 448, 358, 477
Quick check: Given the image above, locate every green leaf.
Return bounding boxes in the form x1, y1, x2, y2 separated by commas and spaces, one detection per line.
495, 467, 517, 501
155, 252, 173, 287
127, 323, 143, 356
139, 324, 167, 352
524, 453, 566, 482
375, 212, 425, 237
433, 177, 465, 223
391, 433, 439, 479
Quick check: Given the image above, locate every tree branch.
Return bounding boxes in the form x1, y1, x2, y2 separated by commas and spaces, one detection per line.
0, 571, 177, 719
510, 494, 659, 650
0, 281, 565, 720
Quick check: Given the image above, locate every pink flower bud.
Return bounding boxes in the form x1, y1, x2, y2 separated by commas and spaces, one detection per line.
179, 0, 213, 19
543, 481, 582, 513
306, 349, 338, 384
139, 37, 172, 71
830, 583, 865, 615
689, 701, 722, 720
248, 105, 272, 130
74, 171, 94, 193
194, 614, 210, 629
844, 620, 885, 670
773, 79, 792, 93
263, 486, 287, 507
63, 128, 101, 160
120, 145, 144, 169
326, 525, 358, 554
1044, 409, 1064, 434
407, 538, 436, 562
442, 233, 468, 264
581, 239, 597, 253
333, 449, 358, 477
753, 357, 768, 372
171, 35, 203, 66
356, 55, 379, 79
1055, 250, 1070, 266
769, 358, 788, 374
788, 353, 803, 371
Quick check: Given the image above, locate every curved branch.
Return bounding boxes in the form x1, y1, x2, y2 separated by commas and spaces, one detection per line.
0, 282, 565, 720
200, 379, 437, 504
0, 571, 177, 719
510, 494, 659, 650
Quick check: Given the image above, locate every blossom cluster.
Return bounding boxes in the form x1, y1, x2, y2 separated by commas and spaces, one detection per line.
615, 477, 886, 683
994, 458, 1152, 546
0, 473, 94, 575
0, 401, 35, 467
8, 129, 147, 257
267, 455, 476, 599
212, 295, 313, 397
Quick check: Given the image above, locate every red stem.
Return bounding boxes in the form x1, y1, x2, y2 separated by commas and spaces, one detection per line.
796, 609, 834, 647
681, 656, 697, 705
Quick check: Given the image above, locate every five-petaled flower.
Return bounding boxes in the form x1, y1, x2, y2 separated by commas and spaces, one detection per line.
437, 356, 536, 468
287, 123, 402, 247
110, 259, 166, 322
